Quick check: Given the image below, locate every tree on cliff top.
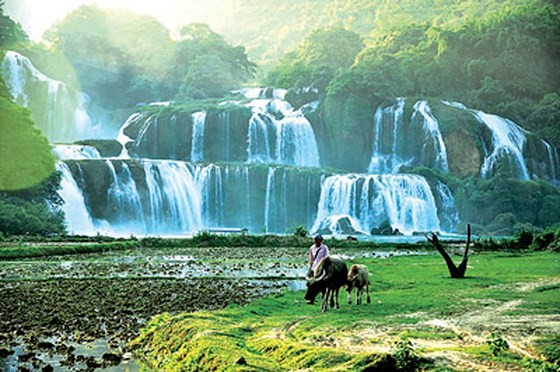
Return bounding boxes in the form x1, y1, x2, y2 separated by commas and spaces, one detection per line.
174, 23, 256, 99
266, 27, 364, 92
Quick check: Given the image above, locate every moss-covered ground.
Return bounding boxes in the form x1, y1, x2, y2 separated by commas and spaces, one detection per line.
131, 251, 560, 371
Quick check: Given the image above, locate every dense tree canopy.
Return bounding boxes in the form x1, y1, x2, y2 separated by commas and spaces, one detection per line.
43, 6, 175, 108
174, 23, 256, 99
0, 0, 26, 47
43, 6, 256, 107
267, 27, 363, 91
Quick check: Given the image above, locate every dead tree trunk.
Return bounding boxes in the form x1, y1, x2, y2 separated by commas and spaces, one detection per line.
426, 224, 471, 278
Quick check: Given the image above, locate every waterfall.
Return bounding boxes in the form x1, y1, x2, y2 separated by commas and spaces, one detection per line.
117, 112, 150, 159
441, 101, 545, 181
143, 161, 165, 233
1, 51, 93, 141
436, 181, 460, 232
368, 99, 449, 174
264, 167, 276, 232
236, 87, 287, 100
412, 100, 449, 172
57, 162, 96, 235
312, 174, 441, 235
368, 98, 406, 174
105, 160, 144, 229
275, 114, 320, 167
134, 115, 157, 158
196, 164, 225, 227
116, 88, 320, 166
191, 111, 207, 162
153, 161, 202, 233
221, 111, 232, 160
246, 94, 320, 167
472, 110, 529, 180
542, 140, 559, 185
247, 113, 275, 163
2, 50, 42, 106
53, 145, 101, 160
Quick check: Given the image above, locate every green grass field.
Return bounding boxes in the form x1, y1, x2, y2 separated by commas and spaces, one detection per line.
131, 251, 559, 371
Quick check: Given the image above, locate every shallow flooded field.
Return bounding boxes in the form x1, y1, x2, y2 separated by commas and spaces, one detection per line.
0, 245, 403, 371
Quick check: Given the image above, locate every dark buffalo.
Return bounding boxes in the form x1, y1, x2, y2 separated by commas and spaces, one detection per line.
346, 264, 371, 305
305, 256, 348, 312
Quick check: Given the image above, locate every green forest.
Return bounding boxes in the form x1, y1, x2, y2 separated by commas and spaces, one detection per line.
0, 0, 559, 237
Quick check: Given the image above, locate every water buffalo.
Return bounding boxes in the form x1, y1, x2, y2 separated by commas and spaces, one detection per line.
346, 264, 371, 305
305, 256, 348, 312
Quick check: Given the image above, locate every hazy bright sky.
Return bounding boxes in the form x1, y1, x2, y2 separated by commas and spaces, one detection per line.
5, 0, 223, 40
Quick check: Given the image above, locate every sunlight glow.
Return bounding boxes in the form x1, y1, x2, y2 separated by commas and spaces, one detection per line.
5, 0, 228, 40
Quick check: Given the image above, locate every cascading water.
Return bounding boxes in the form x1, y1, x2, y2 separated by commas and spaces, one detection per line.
63, 159, 203, 236
436, 181, 460, 232
190, 111, 207, 162
264, 168, 276, 233
117, 112, 150, 159
368, 99, 449, 174
441, 100, 559, 182
152, 161, 202, 234
56, 162, 96, 235
543, 141, 559, 184
368, 98, 406, 174
143, 161, 165, 233
1, 51, 94, 141
412, 100, 449, 172
245, 93, 320, 167
53, 145, 101, 160
247, 113, 275, 163
312, 174, 441, 235
37, 72, 556, 237
472, 110, 529, 180
105, 160, 145, 230
196, 164, 225, 227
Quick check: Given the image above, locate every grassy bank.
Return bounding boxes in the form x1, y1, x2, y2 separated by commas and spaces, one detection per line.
0, 241, 139, 259
131, 251, 560, 371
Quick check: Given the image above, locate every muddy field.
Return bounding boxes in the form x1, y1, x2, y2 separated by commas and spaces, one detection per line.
0, 245, 383, 371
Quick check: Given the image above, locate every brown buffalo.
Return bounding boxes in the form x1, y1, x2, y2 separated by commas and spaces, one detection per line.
305, 256, 348, 312
347, 264, 371, 305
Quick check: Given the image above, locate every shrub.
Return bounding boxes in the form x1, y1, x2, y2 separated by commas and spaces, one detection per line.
393, 333, 420, 371
486, 333, 509, 356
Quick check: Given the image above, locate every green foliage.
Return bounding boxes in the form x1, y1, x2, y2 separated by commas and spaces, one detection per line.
0, 171, 65, 237
0, 3, 26, 47
486, 333, 510, 356
530, 226, 560, 251
288, 224, 309, 238
0, 241, 138, 259
44, 7, 255, 107
393, 332, 420, 371
521, 357, 559, 372
267, 27, 363, 91
452, 177, 560, 235
44, 5, 175, 108
0, 97, 55, 190
0, 96, 63, 236
533, 335, 560, 365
